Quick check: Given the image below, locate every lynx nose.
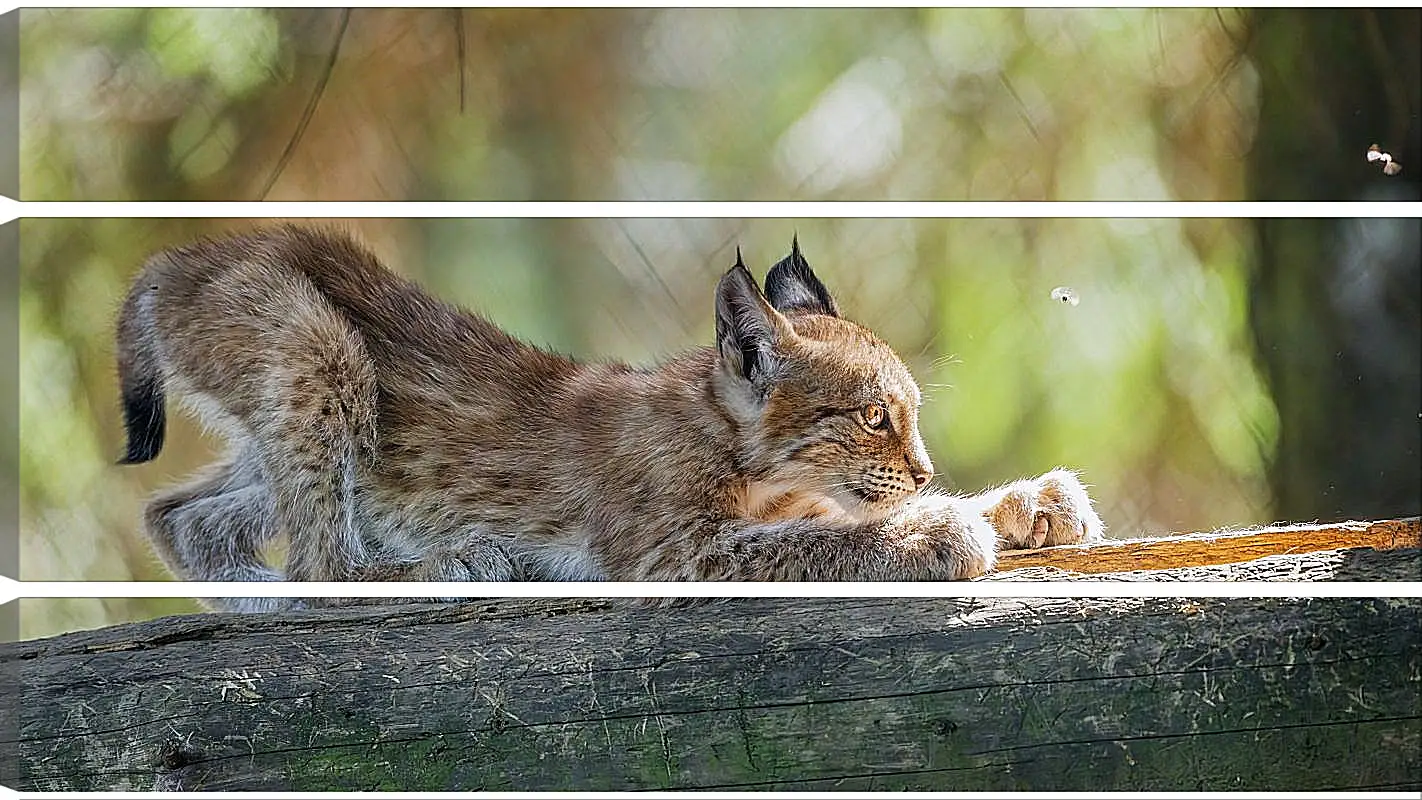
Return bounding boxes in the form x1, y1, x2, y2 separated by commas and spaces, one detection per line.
907, 442, 934, 490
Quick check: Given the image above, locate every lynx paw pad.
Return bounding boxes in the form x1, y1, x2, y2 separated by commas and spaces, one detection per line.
993, 469, 1104, 550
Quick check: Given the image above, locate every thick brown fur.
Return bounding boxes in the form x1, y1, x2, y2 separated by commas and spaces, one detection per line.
117, 226, 1104, 611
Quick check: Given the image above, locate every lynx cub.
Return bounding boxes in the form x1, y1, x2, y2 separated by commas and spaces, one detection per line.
117, 226, 1103, 610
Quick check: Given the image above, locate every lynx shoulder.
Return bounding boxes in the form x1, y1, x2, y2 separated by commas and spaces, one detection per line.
117, 225, 1103, 610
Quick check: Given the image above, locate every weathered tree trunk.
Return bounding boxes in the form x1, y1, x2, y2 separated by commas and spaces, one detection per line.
1246, 8, 1422, 523
3, 576, 1418, 791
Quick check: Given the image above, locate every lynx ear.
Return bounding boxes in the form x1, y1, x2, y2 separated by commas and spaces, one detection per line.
764, 235, 839, 317
715, 249, 795, 392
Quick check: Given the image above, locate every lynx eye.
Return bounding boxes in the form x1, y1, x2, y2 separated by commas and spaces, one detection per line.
860, 403, 889, 431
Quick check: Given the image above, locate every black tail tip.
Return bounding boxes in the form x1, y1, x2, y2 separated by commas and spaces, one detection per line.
118, 386, 166, 465
118, 435, 164, 466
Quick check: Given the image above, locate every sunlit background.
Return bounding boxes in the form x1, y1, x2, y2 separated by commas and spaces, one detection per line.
18, 214, 1421, 638
11, 8, 1422, 638
17, 7, 1420, 201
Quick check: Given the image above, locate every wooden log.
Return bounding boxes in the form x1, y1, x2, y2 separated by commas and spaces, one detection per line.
3, 590, 1418, 790
988, 544, 1422, 582
994, 517, 1421, 575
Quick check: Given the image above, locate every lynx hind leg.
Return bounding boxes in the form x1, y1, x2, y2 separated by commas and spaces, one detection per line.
334, 531, 523, 606
143, 448, 301, 613
983, 469, 1104, 550
252, 296, 378, 588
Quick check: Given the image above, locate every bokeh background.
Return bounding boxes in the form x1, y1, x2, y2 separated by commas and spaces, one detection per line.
11, 8, 1422, 638
16, 7, 1421, 201
17, 214, 1422, 638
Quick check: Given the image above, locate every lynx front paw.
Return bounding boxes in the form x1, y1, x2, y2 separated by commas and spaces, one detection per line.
987, 469, 1104, 550
954, 513, 1001, 578
894, 491, 999, 579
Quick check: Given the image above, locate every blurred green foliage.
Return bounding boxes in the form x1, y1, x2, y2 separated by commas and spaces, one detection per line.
20, 7, 1267, 202
18, 215, 1278, 639
13, 9, 1419, 639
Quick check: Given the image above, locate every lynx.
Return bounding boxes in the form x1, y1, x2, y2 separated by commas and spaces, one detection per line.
117, 226, 1103, 611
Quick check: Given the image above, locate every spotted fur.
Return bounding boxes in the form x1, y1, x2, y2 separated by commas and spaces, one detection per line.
116, 226, 1104, 611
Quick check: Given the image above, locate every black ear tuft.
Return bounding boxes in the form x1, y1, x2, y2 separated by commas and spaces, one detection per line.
714, 258, 786, 391
764, 235, 839, 317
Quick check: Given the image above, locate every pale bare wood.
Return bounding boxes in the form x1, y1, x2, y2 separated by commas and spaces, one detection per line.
993, 516, 1421, 575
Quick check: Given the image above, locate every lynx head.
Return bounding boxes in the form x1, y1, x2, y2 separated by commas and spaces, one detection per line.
714, 238, 934, 525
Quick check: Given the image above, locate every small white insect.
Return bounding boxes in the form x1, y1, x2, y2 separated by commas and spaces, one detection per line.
1050, 286, 1080, 307
1367, 144, 1402, 176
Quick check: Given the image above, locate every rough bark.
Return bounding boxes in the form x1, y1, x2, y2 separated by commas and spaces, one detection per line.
3, 590, 1418, 791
